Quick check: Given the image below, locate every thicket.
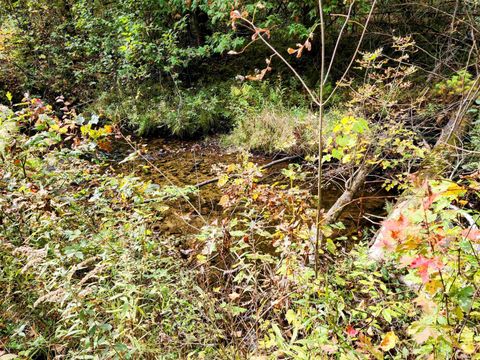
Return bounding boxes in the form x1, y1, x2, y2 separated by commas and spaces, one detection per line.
1, 0, 480, 359
1, 0, 477, 138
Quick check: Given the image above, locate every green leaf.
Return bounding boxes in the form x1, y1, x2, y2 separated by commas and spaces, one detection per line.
336, 136, 351, 147
331, 148, 343, 160
286, 309, 296, 325
382, 308, 393, 323
457, 286, 474, 312
352, 118, 368, 134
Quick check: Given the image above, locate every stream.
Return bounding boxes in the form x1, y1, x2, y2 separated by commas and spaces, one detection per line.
109, 137, 389, 240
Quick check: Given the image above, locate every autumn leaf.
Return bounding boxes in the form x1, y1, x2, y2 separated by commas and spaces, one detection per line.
379, 331, 398, 351
230, 10, 242, 29
346, 325, 359, 337
378, 214, 410, 251
219, 195, 230, 207
381, 214, 410, 241
245, 66, 272, 81
218, 174, 229, 187
442, 182, 465, 197
251, 28, 270, 41
409, 255, 443, 283
422, 192, 439, 209
414, 294, 437, 314
304, 39, 312, 51
462, 228, 480, 242
410, 325, 439, 344
230, 10, 241, 20
296, 47, 304, 58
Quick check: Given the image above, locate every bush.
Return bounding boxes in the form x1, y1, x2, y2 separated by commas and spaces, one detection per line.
0, 98, 224, 358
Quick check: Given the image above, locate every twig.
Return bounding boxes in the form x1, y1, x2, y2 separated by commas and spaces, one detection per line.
193, 155, 299, 188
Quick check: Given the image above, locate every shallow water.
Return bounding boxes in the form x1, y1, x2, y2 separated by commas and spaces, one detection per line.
110, 137, 388, 238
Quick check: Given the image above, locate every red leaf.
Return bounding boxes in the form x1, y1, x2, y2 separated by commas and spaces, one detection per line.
378, 214, 410, 251
346, 325, 359, 337
382, 214, 409, 239
422, 192, 439, 209
409, 255, 443, 283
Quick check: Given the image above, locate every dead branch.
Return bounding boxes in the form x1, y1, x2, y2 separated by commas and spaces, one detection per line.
194, 155, 299, 188
323, 164, 371, 225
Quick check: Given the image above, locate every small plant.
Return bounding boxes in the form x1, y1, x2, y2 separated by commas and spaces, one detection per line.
434, 70, 476, 99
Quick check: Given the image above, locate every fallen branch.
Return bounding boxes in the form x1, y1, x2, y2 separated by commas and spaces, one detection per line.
194, 155, 300, 188
322, 164, 371, 225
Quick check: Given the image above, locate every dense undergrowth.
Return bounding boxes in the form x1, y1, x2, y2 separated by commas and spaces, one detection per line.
1, 0, 476, 140
1, 87, 479, 358
2, 0, 480, 359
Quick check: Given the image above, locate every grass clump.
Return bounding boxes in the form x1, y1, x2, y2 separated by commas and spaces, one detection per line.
89, 84, 233, 137
224, 106, 317, 153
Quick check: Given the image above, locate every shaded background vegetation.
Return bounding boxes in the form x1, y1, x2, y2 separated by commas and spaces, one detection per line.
1, 0, 478, 137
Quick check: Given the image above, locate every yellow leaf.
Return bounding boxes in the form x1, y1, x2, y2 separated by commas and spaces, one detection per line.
219, 195, 230, 207
379, 331, 398, 351
443, 182, 465, 197
218, 174, 229, 187
287, 47, 296, 55
460, 327, 476, 354
226, 163, 236, 173
425, 279, 442, 296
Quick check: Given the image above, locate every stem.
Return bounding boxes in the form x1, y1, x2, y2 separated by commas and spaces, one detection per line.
240, 18, 321, 107
324, 0, 377, 105
323, 1, 355, 85
315, 0, 326, 278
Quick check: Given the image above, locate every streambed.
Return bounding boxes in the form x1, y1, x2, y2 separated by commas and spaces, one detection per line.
109, 137, 388, 239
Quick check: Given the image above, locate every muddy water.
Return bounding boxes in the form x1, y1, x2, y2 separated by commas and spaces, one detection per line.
110, 137, 388, 238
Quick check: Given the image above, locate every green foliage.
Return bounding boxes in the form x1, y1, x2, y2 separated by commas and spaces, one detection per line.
191, 158, 480, 358
89, 83, 233, 137
0, 0, 344, 99
223, 81, 314, 152
2, 96, 480, 358
90, 80, 310, 138
0, 98, 223, 358
434, 70, 476, 99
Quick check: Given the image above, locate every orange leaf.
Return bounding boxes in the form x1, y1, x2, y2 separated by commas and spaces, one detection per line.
379, 331, 398, 351
346, 325, 358, 337
409, 255, 443, 283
